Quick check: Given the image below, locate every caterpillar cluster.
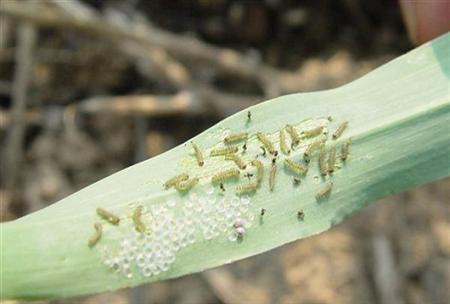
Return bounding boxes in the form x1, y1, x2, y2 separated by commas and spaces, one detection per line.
89, 111, 352, 280
163, 115, 350, 203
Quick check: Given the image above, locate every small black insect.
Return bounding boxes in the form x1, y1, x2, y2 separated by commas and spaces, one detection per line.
244, 172, 254, 180
220, 183, 226, 191
297, 210, 305, 220
261, 208, 266, 216
272, 158, 276, 165
247, 111, 252, 122
293, 177, 301, 186
242, 143, 247, 153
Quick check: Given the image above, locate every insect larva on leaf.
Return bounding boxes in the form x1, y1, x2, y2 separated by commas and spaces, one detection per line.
279, 129, 290, 155
302, 126, 324, 138
257, 132, 276, 155
269, 163, 277, 192
88, 222, 102, 248
327, 147, 336, 174
210, 146, 239, 156
332, 121, 348, 140
284, 158, 308, 175
191, 142, 204, 166
318, 148, 328, 176
211, 168, 240, 184
315, 182, 333, 200
96, 208, 120, 225
259, 146, 266, 157
260, 208, 266, 216
224, 132, 248, 144
304, 140, 324, 158
285, 124, 300, 146
225, 153, 247, 170
250, 160, 264, 186
236, 182, 258, 194
132, 206, 146, 233
175, 177, 199, 192
341, 139, 351, 161
297, 210, 305, 220
164, 173, 189, 189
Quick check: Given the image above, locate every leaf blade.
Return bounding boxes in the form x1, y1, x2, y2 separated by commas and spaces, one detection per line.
1, 32, 450, 300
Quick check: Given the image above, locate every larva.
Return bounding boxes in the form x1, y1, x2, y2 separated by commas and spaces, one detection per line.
279, 129, 290, 155
318, 148, 328, 176
132, 206, 146, 233
327, 147, 336, 173
224, 153, 247, 170
242, 143, 247, 153
341, 139, 351, 161
164, 173, 189, 189
96, 208, 120, 225
332, 121, 348, 140
260, 146, 266, 157
88, 222, 102, 247
236, 182, 258, 194
250, 160, 264, 186
210, 146, 238, 156
175, 177, 199, 191
285, 124, 300, 146
284, 158, 308, 175
269, 164, 277, 192
302, 126, 324, 138
260, 208, 266, 216
257, 132, 276, 155
191, 142, 204, 166
211, 168, 240, 183
304, 140, 324, 157
315, 182, 333, 199
224, 132, 248, 144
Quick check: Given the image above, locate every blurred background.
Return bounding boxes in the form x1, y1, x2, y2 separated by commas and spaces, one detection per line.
0, 0, 449, 303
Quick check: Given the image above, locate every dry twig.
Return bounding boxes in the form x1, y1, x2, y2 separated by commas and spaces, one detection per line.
0, 0, 285, 97
2, 0, 38, 196
203, 269, 270, 304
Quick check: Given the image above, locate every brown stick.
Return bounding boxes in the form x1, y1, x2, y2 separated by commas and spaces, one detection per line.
0, 0, 283, 96
79, 88, 259, 117
203, 269, 270, 304
2, 0, 38, 196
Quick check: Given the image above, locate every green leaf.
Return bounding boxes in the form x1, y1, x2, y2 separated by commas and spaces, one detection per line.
2, 32, 450, 300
